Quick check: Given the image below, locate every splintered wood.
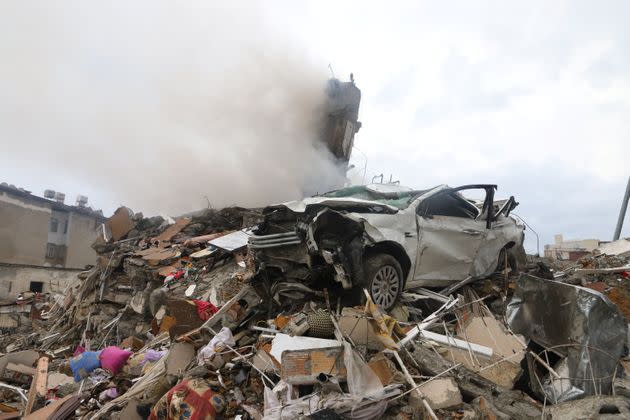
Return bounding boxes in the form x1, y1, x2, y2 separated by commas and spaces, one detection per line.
24, 357, 48, 415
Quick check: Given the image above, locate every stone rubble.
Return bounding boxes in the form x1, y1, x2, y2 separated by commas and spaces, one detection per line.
0, 205, 629, 420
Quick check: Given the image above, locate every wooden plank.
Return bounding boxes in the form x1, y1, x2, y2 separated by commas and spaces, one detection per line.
24, 357, 48, 415
22, 395, 73, 420
0, 403, 18, 413
33, 358, 48, 397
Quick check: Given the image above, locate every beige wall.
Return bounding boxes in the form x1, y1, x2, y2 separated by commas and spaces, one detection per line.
0, 192, 50, 266
547, 238, 600, 252
0, 263, 81, 300
0, 190, 101, 269
65, 212, 99, 269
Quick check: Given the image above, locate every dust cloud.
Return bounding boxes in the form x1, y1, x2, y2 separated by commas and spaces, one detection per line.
0, 3, 346, 216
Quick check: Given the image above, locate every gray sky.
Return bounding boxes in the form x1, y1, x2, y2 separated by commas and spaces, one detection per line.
1, 1, 629, 253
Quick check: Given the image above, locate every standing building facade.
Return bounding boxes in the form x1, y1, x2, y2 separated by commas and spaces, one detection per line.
0, 182, 106, 299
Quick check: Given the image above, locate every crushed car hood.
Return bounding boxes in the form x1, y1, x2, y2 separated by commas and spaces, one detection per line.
264, 196, 400, 214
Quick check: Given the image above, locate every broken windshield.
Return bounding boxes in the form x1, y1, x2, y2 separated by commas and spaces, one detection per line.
320, 185, 427, 209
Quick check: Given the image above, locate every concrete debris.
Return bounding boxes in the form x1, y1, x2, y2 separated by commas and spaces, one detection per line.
417, 377, 462, 410
104, 207, 135, 242
338, 307, 385, 351
3, 196, 630, 419
545, 395, 630, 418
596, 238, 630, 257
153, 218, 191, 243
444, 302, 526, 388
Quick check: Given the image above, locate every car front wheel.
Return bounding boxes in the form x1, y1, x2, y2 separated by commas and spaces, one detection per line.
361, 253, 404, 311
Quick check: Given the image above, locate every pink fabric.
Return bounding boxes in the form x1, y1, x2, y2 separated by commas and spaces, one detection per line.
73, 345, 86, 356
100, 346, 133, 375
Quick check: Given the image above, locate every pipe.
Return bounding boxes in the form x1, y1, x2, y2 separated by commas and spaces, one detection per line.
248, 240, 302, 249
249, 236, 300, 245
249, 232, 298, 240
613, 176, 630, 240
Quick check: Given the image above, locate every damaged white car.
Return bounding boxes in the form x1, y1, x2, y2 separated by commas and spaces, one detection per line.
250, 184, 524, 310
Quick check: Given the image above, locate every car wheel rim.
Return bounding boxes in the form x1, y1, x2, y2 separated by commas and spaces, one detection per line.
371, 265, 400, 309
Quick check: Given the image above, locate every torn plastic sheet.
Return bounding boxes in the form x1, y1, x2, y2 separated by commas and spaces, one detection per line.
197, 327, 235, 365
263, 341, 398, 419
506, 274, 627, 402
342, 341, 383, 397
262, 385, 398, 420
263, 381, 320, 419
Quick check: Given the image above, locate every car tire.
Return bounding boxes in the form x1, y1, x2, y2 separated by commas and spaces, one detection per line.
360, 253, 404, 312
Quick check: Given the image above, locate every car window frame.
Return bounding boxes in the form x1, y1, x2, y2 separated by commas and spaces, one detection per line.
415, 190, 480, 220
413, 185, 497, 229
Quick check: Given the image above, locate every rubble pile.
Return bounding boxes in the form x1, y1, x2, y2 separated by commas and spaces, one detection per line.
2, 207, 630, 419
548, 240, 630, 319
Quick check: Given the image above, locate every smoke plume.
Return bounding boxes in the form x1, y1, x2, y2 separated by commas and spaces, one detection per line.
0, 2, 346, 216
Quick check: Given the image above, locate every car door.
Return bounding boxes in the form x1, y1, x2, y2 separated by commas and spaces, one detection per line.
412, 187, 492, 286
474, 195, 521, 277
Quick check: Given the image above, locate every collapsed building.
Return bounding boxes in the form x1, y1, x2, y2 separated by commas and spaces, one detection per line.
302, 77, 362, 196
2, 77, 630, 419
321, 76, 362, 169
0, 193, 629, 419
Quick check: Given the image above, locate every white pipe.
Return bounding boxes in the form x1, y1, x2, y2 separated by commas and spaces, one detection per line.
417, 330, 493, 357
398, 298, 459, 347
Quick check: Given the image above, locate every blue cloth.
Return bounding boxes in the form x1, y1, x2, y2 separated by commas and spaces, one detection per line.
69, 350, 102, 382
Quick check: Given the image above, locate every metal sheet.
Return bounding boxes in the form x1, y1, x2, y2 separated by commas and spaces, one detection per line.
506, 274, 627, 402
208, 229, 252, 251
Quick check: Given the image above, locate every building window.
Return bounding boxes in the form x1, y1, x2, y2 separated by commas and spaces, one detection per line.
63, 220, 69, 234
30, 281, 44, 293
46, 243, 56, 259
50, 218, 58, 233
